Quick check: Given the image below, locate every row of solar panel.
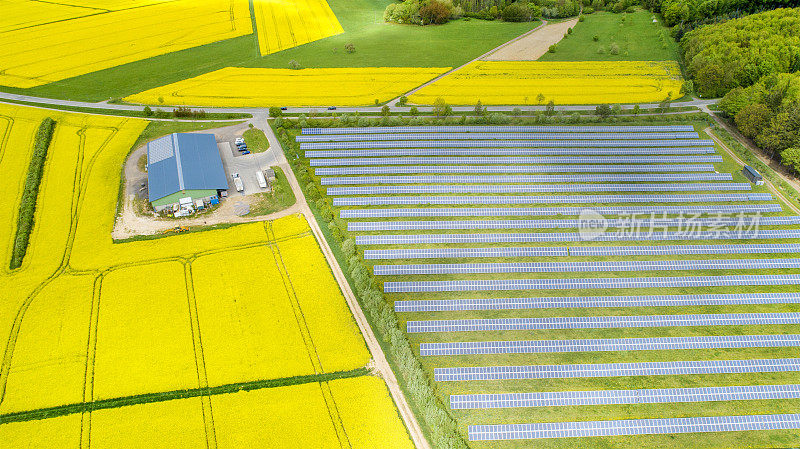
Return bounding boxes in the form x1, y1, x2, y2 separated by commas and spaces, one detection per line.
342, 204, 782, 218
394, 292, 800, 312
350, 216, 800, 231
365, 244, 800, 260
422, 334, 800, 357
452, 384, 800, 409
356, 229, 798, 245
300, 139, 715, 150
329, 183, 751, 196
296, 132, 701, 142
321, 173, 732, 184
333, 193, 769, 206
434, 358, 800, 381
317, 165, 719, 176
384, 274, 800, 293
406, 312, 800, 333
305, 147, 717, 158
301, 125, 697, 134
310, 156, 724, 166
375, 258, 800, 276
467, 413, 800, 440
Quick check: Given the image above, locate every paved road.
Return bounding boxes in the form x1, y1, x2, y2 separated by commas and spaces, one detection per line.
0, 89, 718, 115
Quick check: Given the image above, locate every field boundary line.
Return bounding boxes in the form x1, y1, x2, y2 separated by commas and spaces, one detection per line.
79, 272, 104, 449
183, 261, 217, 449
0, 368, 370, 425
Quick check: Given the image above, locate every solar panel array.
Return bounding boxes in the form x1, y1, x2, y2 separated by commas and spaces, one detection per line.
301, 139, 715, 150
351, 216, 800, 231
468, 413, 800, 440
572, 244, 800, 256
406, 313, 800, 333
329, 183, 751, 195
310, 155, 724, 166
342, 204, 782, 218
396, 292, 800, 312
317, 165, 719, 176
385, 274, 800, 293
302, 125, 697, 134
395, 292, 800, 312
356, 229, 800, 245
365, 247, 569, 260
306, 147, 716, 158
302, 124, 800, 442
333, 193, 769, 206
375, 258, 800, 276
452, 384, 800, 409
296, 132, 701, 142
422, 334, 800, 356
434, 358, 800, 381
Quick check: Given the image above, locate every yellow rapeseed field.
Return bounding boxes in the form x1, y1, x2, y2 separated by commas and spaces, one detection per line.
212, 382, 341, 447
253, 0, 343, 56
124, 67, 451, 107
330, 376, 415, 449
277, 234, 371, 373
93, 261, 198, 399
0, 413, 81, 448
0, 103, 407, 447
90, 397, 208, 448
191, 246, 318, 386
408, 60, 685, 105
0, 0, 253, 88
0, 274, 94, 414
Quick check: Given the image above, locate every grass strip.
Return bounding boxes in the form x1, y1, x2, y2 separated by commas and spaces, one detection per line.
0, 98, 251, 120
10, 117, 55, 269
0, 368, 369, 425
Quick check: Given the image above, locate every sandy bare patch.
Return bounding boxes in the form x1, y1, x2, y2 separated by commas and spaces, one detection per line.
482, 18, 579, 61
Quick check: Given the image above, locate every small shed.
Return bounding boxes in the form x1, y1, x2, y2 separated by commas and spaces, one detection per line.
742, 165, 764, 185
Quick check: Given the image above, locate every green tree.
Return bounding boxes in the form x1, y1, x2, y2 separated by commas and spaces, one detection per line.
433, 97, 452, 117
420, 0, 452, 24
595, 104, 612, 118
398, 95, 408, 106
781, 147, 800, 174
545, 100, 556, 116
734, 103, 773, 139
381, 105, 391, 116
409, 106, 419, 116
474, 100, 485, 115
269, 106, 282, 117
536, 93, 545, 104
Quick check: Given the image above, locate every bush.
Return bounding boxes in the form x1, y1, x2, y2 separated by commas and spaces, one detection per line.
579, 15, 586, 21
501, 2, 535, 22
548, 44, 557, 53
344, 43, 355, 53
288, 59, 302, 70
269, 106, 283, 117
609, 43, 620, 55
584, 7, 594, 14
143, 106, 153, 117
419, 0, 452, 24
10, 117, 55, 269
567, 27, 573, 34
342, 238, 357, 257
593, 34, 599, 41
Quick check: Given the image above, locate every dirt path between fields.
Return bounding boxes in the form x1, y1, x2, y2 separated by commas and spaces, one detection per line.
482, 18, 579, 60
259, 120, 432, 449
704, 126, 800, 215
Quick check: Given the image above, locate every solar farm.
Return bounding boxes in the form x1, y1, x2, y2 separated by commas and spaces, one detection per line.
297, 124, 800, 447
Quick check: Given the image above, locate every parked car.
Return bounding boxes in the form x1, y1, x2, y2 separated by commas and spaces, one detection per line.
280, 107, 288, 111
328, 106, 337, 110
235, 137, 244, 145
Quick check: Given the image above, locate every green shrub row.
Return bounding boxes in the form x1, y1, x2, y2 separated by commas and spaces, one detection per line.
10, 117, 56, 270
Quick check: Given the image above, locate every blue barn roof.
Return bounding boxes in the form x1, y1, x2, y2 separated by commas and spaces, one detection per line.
147, 133, 228, 202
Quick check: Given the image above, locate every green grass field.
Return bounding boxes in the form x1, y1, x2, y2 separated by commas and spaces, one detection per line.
0, 0, 539, 102
290, 118, 800, 448
540, 10, 679, 62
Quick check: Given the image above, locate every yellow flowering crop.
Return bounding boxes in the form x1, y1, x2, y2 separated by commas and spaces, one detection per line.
0, 274, 94, 414
409, 61, 685, 105
0, 413, 81, 448
330, 377, 415, 449
253, 0, 343, 56
213, 382, 341, 447
277, 234, 371, 373
191, 246, 318, 386
124, 67, 451, 107
91, 397, 208, 448
93, 261, 199, 399
0, 0, 253, 88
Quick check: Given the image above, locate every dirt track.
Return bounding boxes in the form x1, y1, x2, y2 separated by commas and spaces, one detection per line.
482, 18, 579, 61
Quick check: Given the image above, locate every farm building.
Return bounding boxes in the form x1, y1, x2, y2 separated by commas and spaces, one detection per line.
742, 165, 764, 185
147, 133, 228, 212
